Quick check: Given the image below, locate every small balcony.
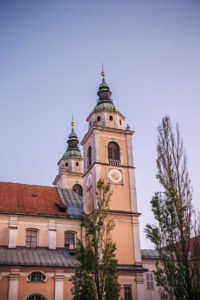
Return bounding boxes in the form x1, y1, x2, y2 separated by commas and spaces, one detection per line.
109, 160, 120, 166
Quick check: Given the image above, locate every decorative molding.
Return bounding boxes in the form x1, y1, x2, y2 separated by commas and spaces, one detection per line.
107, 167, 123, 184
119, 275, 135, 280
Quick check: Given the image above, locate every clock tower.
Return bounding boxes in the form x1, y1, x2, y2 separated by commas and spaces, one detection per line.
81, 71, 145, 299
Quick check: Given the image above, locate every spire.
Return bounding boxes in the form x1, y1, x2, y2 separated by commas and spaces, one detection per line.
68, 116, 77, 140
101, 64, 105, 78
97, 67, 112, 102
61, 121, 82, 160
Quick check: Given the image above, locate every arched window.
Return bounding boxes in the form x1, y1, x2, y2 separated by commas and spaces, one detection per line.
27, 271, 46, 282
87, 146, 92, 169
73, 184, 83, 196
26, 294, 47, 300
26, 229, 38, 248
108, 142, 120, 163
64, 231, 76, 250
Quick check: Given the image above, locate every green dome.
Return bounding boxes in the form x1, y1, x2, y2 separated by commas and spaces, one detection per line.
93, 102, 118, 113
62, 149, 82, 159
60, 122, 82, 160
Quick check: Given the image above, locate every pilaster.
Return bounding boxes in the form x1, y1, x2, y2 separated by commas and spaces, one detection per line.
132, 217, 142, 264
48, 219, 56, 250
8, 216, 18, 248
135, 274, 145, 300
8, 269, 20, 300
54, 270, 64, 300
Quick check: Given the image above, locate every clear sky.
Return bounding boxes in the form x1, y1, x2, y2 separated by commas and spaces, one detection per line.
0, 0, 200, 249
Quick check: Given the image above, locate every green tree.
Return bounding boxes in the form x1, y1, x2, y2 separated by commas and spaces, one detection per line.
145, 116, 200, 300
71, 179, 121, 300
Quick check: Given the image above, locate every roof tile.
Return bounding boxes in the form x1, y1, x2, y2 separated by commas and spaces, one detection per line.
0, 182, 66, 216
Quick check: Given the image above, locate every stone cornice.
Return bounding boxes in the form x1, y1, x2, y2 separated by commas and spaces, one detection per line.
81, 125, 134, 145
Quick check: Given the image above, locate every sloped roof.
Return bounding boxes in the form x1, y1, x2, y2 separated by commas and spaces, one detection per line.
0, 182, 82, 217
141, 249, 160, 259
0, 246, 79, 268
57, 187, 83, 218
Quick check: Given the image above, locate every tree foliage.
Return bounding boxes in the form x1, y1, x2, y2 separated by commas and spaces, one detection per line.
71, 179, 121, 300
145, 116, 200, 300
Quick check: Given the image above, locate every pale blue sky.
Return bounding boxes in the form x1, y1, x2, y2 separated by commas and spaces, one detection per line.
0, 0, 200, 248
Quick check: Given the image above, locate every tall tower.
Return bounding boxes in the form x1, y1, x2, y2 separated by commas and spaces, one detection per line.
81, 71, 145, 299
53, 122, 83, 195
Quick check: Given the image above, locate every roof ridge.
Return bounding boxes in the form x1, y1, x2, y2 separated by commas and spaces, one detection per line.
0, 181, 56, 189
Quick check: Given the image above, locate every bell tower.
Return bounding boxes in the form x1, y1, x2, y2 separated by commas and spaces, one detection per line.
53, 121, 83, 195
81, 71, 142, 268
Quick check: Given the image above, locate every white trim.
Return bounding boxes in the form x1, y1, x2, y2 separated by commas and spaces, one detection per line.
0, 220, 80, 228
99, 134, 126, 141
65, 178, 83, 183
26, 270, 47, 282
119, 275, 135, 280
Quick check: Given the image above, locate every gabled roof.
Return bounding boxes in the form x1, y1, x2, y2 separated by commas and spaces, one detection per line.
0, 182, 83, 218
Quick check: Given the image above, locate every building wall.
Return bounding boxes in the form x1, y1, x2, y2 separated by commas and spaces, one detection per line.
0, 215, 81, 248
142, 258, 161, 300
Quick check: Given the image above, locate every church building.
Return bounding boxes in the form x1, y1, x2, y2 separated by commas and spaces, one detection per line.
0, 71, 151, 300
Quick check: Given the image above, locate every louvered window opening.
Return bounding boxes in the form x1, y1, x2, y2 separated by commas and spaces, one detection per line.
73, 184, 83, 196
26, 230, 37, 247
87, 146, 92, 169
124, 286, 132, 300
65, 232, 75, 250
146, 272, 154, 289
108, 142, 120, 165
28, 272, 45, 282
26, 295, 46, 300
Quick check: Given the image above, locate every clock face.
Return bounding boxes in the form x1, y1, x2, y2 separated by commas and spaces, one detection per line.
108, 169, 123, 184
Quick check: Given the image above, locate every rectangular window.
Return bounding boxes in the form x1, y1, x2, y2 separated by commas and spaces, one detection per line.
65, 232, 75, 250
146, 272, 154, 290
26, 230, 38, 247
124, 286, 132, 300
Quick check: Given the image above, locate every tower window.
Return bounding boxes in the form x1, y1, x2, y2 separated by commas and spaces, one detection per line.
65, 162, 68, 167
109, 115, 113, 121
73, 184, 83, 196
87, 146, 92, 169
124, 286, 132, 300
119, 119, 122, 125
97, 116, 101, 122
108, 141, 120, 161
26, 229, 38, 248
75, 162, 79, 166
65, 231, 76, 250
27, 271, 46, 283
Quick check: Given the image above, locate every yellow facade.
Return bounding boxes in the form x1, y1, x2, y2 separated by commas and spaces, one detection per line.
0, 74, 147, 300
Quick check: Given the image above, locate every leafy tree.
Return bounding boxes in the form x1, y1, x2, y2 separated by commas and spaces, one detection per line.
71, 179, 121, 300
145, 116, 200, 300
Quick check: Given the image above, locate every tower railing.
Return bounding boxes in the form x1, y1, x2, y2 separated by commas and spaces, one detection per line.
109, 160, 120, 166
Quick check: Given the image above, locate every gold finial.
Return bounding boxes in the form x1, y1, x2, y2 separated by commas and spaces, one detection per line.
71, 115, 75, 127
101, 63, 105, 77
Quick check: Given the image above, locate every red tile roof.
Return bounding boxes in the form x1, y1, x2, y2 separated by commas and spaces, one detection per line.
0, 182, 67, 216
